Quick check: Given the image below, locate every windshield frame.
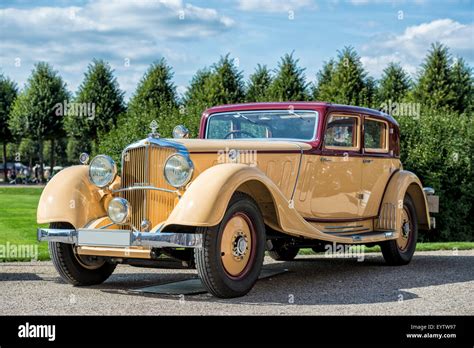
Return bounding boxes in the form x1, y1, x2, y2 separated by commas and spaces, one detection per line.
204, 109, 319, 142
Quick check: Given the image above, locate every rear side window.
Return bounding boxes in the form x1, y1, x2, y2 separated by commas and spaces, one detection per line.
324, 115, 359, 150
364, 118, 388, 152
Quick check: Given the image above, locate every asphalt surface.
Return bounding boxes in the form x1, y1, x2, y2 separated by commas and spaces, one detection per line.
0, 250, 473, 315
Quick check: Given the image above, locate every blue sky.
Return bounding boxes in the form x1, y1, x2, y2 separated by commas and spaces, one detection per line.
1, 0, 473, 99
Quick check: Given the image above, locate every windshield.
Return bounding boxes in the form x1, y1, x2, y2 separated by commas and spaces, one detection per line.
205, 110, 318, 141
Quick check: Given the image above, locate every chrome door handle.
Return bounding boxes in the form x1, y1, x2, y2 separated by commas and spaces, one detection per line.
363, 159, 373, 164
320, 157, 332, 162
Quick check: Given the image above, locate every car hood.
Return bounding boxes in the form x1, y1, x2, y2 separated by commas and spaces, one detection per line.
170, 138, 312, 153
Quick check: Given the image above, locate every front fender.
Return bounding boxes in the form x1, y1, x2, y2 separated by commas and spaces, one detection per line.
37, 166, 115, 229
163, 163, 312, 236
379, 170, 430, 231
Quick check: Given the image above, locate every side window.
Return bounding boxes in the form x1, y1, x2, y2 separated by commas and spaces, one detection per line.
324, 115, 359, 150
364, 118, 388, 152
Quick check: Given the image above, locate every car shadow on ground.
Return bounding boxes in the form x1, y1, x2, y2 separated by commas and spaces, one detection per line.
0, 273, 43, 281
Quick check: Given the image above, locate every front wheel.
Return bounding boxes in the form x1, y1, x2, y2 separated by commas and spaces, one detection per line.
48, 222, 116, 285
380, 195, 418, 265
194, 193, 266, 298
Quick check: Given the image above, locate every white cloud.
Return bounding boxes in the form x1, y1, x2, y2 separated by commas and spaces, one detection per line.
238, 0, 315, 12
360, 19, 474, 77
0, 0, 234, 40
0, 0, 234, 96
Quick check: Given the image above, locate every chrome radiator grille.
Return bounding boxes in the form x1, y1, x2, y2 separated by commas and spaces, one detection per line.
121, 145, 177, 230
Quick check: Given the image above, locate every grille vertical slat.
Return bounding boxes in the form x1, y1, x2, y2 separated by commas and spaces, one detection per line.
121, 145, 177, 230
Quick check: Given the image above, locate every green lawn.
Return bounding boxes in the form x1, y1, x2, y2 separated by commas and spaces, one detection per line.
0, 187, 49, 261
0, 186, 472, 262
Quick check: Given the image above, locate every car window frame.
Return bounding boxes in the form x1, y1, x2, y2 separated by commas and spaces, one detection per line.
204, 109, 319, 141
323, 113, 361, 152
363, 116, 389, 154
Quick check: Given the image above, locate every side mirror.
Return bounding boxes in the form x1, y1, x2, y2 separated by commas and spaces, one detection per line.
173, 125, 190, 139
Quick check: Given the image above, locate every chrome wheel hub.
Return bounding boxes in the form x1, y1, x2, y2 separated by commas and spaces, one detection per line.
402, 221, 410, 239
232, 232, 248, 258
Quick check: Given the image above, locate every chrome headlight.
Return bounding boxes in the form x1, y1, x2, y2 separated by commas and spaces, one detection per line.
108, 197, 130, 224
164, 154, 193, 188
172, 125, 189, 139
89, 155, 117, 188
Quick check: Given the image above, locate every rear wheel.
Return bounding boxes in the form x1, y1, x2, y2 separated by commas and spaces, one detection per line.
380, 195, 418, 265
48, 222, 116, 285
194, 193, 265, 298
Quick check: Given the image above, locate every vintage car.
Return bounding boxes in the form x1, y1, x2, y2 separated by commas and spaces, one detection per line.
37, 102, 438, 298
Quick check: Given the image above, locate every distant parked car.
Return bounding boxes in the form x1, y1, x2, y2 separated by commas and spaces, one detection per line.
37, 102, 438, 298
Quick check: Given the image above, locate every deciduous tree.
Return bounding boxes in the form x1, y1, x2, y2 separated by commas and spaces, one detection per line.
0, 75, 18, 181
9, 63, 69, 181
65, 59, 125, 158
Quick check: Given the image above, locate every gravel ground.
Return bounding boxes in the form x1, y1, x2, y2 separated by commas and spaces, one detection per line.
0, 250, 473, 315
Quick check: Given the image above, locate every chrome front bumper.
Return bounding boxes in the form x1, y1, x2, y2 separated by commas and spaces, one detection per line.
37, 228, 202, 248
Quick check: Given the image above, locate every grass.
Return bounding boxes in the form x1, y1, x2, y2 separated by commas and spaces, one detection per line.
0, 186, 472, 262
0, 187, 49, 261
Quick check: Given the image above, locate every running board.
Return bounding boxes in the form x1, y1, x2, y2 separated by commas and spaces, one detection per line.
322, 230, 396, 243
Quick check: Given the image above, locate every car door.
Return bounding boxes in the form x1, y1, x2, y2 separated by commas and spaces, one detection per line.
359, 116, 398, 218
310, 113, 362, 219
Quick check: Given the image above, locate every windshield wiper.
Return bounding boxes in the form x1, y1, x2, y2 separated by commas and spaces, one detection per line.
288, 110, 311, 122
234, 112, 258, 124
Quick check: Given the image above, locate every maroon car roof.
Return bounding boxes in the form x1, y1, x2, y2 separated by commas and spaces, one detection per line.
203, 101, 398, 126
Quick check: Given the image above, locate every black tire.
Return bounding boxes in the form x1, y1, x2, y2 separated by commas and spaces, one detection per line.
268, 241, 299, 261
380, 195, 418, 265
48, 222, 116, 285
194, 192, 265, 298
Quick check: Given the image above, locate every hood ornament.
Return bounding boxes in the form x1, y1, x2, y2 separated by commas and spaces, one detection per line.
148, 120, 160, 138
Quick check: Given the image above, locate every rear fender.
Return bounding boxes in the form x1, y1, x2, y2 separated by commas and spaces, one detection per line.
378, 170, 430, 231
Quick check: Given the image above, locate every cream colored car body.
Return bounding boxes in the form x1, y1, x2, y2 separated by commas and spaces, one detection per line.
38, 102, 434, 259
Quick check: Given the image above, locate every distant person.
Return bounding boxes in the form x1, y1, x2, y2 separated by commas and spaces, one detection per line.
33, 164, 39, 180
